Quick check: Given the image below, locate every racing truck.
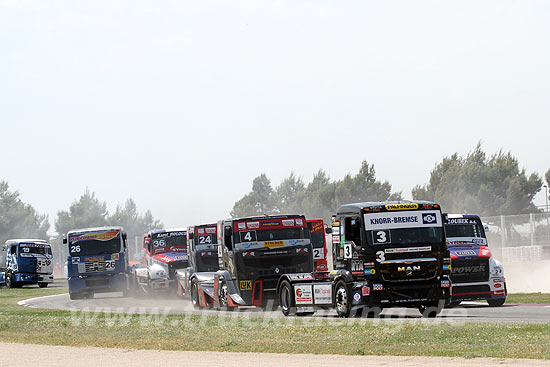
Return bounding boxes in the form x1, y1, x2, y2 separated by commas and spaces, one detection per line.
0, 239, 54, 288
175, 223, 219, 297
64, 226, 130, 300
188, 215, 313, 309
277, 201, 452, 318
130, 229, 188, 295
307, 219, 331, 273
445, 214, 507, 306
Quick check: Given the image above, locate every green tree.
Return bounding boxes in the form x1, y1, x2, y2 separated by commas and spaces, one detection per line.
55, 189, 108, 237
0, 180, 50, 245
275, 173, 305, 214
231, 174, 276, 217
412, 144, 542, 215
107, 198, 163, 244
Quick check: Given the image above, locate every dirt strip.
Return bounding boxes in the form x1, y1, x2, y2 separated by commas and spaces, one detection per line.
1, 342, 548, 367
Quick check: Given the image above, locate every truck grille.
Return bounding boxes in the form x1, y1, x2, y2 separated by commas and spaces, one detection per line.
451, 258, 489, 283
379, 258, 438, 282
78, 261, 112, 273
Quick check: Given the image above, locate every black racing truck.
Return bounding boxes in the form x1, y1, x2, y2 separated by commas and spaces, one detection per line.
189, 215, 313, 309
277, 201, 452, 317
175, 223, 219, 297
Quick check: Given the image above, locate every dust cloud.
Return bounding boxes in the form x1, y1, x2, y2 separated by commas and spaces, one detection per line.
502, 260, 550, 293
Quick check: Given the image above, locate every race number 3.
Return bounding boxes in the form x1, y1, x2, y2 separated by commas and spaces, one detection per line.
373, 230, 391, 244
344, 243, 353, 259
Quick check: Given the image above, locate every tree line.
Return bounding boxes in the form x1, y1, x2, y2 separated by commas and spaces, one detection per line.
232, 144, 547, 221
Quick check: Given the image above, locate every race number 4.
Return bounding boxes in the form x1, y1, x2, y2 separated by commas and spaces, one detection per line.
344, 243, 353, 259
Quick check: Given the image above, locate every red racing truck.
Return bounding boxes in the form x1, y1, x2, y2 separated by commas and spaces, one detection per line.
306, 219, 331, 273
189, 215, 313, 309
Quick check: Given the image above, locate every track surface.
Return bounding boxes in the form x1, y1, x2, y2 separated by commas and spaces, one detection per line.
19, 280, 550, 323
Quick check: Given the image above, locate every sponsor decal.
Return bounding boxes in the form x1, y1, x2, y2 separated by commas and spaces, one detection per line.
422, 213, 437, 224
111, 253, 119, 260
72, 257, 80, 264
247, 221, 260, 229
447, 218, 477, 225
69, 230, 120, 244
313, 284, 332, 304
385, 203, 419, 211
287, 273, 314, 281
310, 221, 323, 232
239, 280, 252, 291
398, 265, 420, 276
440, 279, 451, 288
364, 268, 376, 275
282, 219, 295, 227
452, 265, 486, 274
385, 246, 431, 254
372, 284, 384, 291
443, 264, 451, 271
238, 222, 246, 230
264, 240, 284, 248
362, 285, 371, 296
295, 219, 304, 226
456, 250, 476, 256
262, 220, 281, 227
353, 292, 362, 304
198, 228, 205, 235
364, 211, 441, 230
86, 256, 105, 262
351, 260, 363, 272
295, 285, 313, 304
205, 227, 216, 234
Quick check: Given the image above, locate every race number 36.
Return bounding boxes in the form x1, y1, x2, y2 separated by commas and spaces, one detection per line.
344, 243, 353, 259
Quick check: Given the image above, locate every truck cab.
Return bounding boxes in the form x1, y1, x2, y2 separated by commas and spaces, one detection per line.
175, 224, 219, 297
278, 201, 451, 318
64, 226, 129, 300
0, 239, 54, 288
190, 215, 313, 309
306, 219, 331, 273
444, 214, 507, 306
131, 228, 188, 295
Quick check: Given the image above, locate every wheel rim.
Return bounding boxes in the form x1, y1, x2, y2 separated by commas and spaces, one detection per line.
336, 286, 348, 314
281, 285, 290, 312
6, 275, 11, 288
191, 282, 198, 305
220, 283, 229, 307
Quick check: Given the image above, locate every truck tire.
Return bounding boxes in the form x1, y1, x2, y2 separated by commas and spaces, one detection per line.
418, 302, 443, 318
487, 298, 506, 307
279, 280, 295, 316
6, 274, 20, 289
218, 278, 234, 311
38, 283, 48, 288
69, 292, 85, 300
334, 280, 352, 318
191, 278, 201, 308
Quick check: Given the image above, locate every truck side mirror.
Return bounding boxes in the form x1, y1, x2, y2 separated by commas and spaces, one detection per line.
63, 238, 67, 244
122, 233, 127, 240
325, 227, 333, 234
224, 226, 233, 251
189, 233, 194, 240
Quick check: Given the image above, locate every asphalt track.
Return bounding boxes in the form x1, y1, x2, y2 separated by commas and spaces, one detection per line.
18, 280, 550, 323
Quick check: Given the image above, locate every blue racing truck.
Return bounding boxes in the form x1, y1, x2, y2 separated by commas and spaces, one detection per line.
445, 214, 507, 306
0, 239, 54, 288
64, 226, 130, 300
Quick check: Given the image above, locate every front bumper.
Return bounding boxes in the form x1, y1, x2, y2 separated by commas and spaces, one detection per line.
451, 277, 507, 301
13, 273, 54, 284
68, 273, 128, 294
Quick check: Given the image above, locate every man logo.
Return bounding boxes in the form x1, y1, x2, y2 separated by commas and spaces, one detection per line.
422, 213, 437, 224
398, 265, 420, 276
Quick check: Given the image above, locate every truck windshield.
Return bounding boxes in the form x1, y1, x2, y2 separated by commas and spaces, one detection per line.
69, 237, 121, 256
19, 244, 52, 255
367, 227, 444, 245
309, 232, 325, 249
151, 232, 187, 254
445, 223, 485, 240
236, 227, 306, 243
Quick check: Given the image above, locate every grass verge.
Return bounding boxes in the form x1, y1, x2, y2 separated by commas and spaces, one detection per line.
506, 293, 550, 304
1, 288, 549, 359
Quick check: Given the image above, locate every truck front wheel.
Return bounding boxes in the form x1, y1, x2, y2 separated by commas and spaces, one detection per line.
69, 292, 85, 300
6, 274, 20, 289
487, 298, 506, 307
418, 302, 443, 318
279, 280, 294, 316
334, 280, 351, 318
191, 278, 201, 308
38, 283, 48, 288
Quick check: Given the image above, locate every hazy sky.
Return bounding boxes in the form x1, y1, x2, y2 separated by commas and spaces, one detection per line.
1, 0, 549, 233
